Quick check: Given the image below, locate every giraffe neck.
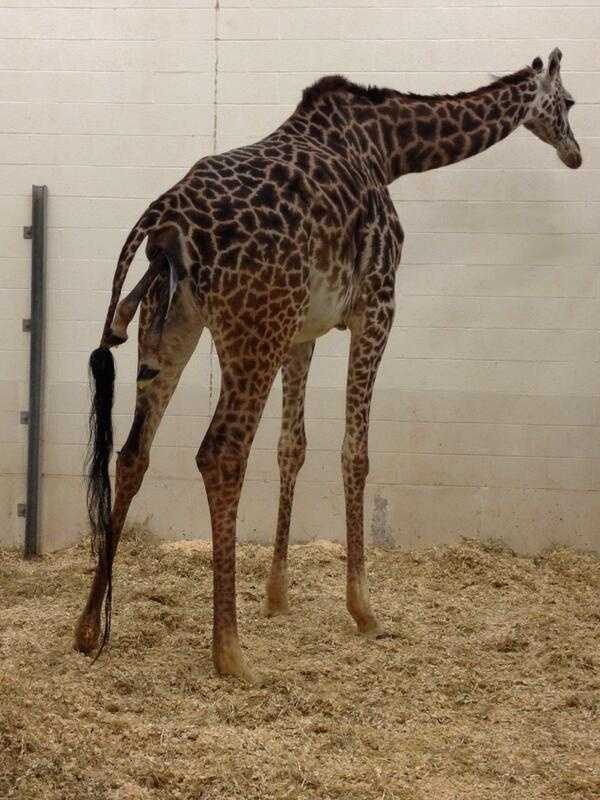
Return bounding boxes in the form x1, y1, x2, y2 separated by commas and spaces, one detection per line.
364, 68, 538, 182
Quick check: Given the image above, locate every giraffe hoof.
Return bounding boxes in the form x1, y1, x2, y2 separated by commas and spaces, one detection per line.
216, 659, 266, 687
73, 615, 101, 655
261, 596, 290, 618
263, 572, 289, 617
213, 639, 266, 686
356, 619, 382, 639
240, 666, 266, 687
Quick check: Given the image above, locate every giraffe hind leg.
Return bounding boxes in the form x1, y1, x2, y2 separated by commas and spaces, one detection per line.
74, 285, 202, 655
197, 356, 283, 685
263, 340, 314, 617
74, 371, 184, 654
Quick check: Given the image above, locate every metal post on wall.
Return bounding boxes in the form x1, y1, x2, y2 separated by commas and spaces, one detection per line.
20, 185, 48, 558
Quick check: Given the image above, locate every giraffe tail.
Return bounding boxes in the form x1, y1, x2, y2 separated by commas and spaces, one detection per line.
84, 209, 155, 658
85, 344, 115, 659
85, 214, 184, 657
100, 212, 153, 349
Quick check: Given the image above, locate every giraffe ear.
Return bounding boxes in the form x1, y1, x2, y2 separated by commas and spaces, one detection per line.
547, 47, 562, 79
532, 56, 543, 73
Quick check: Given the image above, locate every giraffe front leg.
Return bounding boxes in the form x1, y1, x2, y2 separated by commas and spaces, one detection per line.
263, 478, 292, 617
343, 433, 380, 637
263, 340, 314, 618
343, 301, 395, 637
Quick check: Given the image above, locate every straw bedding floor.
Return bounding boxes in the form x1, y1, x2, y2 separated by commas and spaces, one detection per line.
1, 530, 599, 800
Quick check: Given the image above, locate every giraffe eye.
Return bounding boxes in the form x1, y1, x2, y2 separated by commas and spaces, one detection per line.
565, 98, 575, 110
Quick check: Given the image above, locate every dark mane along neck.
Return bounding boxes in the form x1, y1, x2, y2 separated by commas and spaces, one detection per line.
299, 69, 533, 110
392, 67, 534, 104
295, 68, 538, 182
299, 74, 396, 109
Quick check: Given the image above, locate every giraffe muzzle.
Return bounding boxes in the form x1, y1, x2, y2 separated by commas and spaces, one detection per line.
558, 140, 582, 169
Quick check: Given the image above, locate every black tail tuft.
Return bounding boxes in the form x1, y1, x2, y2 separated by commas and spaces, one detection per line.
86, 346, 115, 658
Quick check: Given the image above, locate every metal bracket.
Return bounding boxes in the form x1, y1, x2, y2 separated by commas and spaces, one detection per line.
22, 319, 32, 332
17, 503, 27, 518
23, 225, 32, 240
20, 410, 29, 424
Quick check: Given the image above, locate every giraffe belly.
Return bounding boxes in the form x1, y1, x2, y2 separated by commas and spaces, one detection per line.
293, 277, 349, 344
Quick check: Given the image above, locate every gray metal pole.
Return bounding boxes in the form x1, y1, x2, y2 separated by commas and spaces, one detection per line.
24, 185, 47, 558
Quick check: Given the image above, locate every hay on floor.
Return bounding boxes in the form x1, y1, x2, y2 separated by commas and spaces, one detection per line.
1, 530, 599, 799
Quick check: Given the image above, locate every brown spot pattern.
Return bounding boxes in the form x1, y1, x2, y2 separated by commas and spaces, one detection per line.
75, 60, 581, 681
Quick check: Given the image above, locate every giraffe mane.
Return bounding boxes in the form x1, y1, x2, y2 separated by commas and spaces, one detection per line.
300, 75, 394, 107
299, 67, 535, 109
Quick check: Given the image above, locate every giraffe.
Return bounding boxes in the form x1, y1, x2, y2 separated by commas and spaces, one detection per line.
74, 49, 581, 683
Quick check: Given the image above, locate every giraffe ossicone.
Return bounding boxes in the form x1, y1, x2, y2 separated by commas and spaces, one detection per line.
74, 51, 581, 681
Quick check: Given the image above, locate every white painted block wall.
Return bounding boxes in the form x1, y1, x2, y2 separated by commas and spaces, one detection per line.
1, 0, 598, 554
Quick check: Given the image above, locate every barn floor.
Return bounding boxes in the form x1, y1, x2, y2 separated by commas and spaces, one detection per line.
1, 531, 599, 800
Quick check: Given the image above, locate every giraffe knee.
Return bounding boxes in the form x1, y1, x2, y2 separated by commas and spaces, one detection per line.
196, 430, 246, 486
341, 437, 369, 481
277, 431, 307, 477
116, 405, 151, 493
195, 442, 211, 477
116, 448, 149, 497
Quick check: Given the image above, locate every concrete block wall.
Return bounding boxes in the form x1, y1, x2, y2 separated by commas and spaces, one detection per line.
1, 0, 598, 554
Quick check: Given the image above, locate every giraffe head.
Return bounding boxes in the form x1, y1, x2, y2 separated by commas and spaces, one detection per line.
524, 48, 582, 169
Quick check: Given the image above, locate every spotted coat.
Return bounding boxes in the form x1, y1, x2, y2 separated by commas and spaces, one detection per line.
75, 53, 581, 682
